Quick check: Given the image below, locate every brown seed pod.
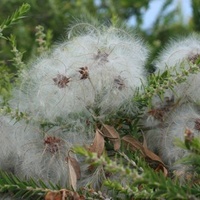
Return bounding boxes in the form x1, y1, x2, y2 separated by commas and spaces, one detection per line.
194, 118, 200, 131
114, 76, 125, 90
148, 108, 166, 121
53, 74, 70, 88
79, 66, 89, 80
44, 136, 63, 154
188, 53, 200, 64
93, 49, 109, 64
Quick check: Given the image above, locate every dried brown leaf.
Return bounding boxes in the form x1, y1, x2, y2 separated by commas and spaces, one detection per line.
143, 146, 168, 177
122, 135, 145, 156
102, 124, 121, 150
155, 164, 168, 176
67, 155, 81, 180
142, 134, 166, 167
122, 135, 168, 176
66, 156, 79, 191
45, 190, 85, 200
45, 191, 62, 200
72, 192, 85, 200
143, 147, 165, 165
142, 132, 148, 149
88, 129, 105, 157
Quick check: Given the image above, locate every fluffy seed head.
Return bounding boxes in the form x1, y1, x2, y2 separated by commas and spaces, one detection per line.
158, 105, 199, 166
149, 34, 200, 114
155, 34, 200, 72
11, 23, 148, 122
15, 123, 77, 186
0, 115, 21, 172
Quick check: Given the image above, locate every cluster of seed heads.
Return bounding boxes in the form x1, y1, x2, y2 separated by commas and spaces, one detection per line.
0, 23, 148, 191
1, 25, 200, 194
144, 34, 200, 181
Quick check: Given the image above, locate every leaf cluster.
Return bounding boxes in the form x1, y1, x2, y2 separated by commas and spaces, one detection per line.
75, 146, 200, 200
0, 170, 61, 200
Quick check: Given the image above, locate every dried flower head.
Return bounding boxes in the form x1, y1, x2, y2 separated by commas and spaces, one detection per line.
93, 49, 109, 64
184, 127, 194, 144
144, 103, 200, 182
194, 118, 200, 131
15, 124, 77, 187
53, 74, 70, 88
155, 34, 200, 73
143, 95, 175, 128
44, 136, 64, 154
153, 105, 200, 174
148, 108, 165, 121
188, 53, 200, 64
79, 66, 89, 80
114, 76, 125, 90
149, 35, 200, 119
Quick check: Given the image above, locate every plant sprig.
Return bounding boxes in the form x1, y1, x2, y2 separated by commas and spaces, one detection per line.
134, 62, 200, 108
0, 170, 61, 200
0, 3, 30, 39
74, 146, 200, 199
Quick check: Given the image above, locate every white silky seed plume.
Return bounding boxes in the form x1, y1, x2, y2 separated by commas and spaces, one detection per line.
11, 24, 148, 122
145, 34, 200, 128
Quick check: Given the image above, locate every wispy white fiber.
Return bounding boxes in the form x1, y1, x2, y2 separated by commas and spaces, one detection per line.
145, 104, 200, 179
1, 23, 149, 188
155, 34, 200, 72
11, 24, 148, 122
145, 35, 200, 128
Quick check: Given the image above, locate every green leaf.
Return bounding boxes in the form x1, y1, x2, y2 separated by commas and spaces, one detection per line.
0, 3, 30, 35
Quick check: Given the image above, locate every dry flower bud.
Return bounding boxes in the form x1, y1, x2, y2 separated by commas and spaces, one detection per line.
184, 128, 194, 144
148, 108, 165, 121
114, 76, 125, 90
79, 66, 89, 80
188, 54, 200, 64
53, 74, 70, 88
44, 136, 63, 154
94, 49, 109, 64
194, 118, 200, 131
